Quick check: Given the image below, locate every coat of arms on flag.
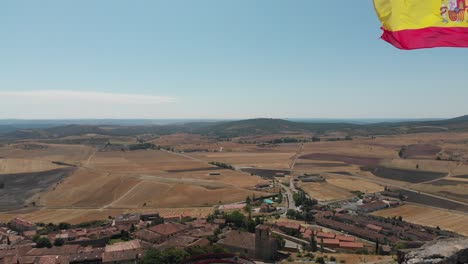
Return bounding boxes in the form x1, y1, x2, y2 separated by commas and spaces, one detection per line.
374, 0, 468, 49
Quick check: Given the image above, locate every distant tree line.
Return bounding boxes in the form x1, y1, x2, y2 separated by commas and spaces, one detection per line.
209, 162, 235, 170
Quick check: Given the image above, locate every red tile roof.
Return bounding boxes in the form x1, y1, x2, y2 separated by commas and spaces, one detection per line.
149, 222, 187, 236
366, 224, 383, 232
322, 239, 340, 246
316, 232, 336, 239
336, 235, 356, 242
339, 242, 364, 249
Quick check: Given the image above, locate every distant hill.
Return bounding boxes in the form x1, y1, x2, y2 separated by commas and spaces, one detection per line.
2, 115, 468, 141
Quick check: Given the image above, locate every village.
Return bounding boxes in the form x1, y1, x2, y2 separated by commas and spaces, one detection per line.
0, 173, 460, 264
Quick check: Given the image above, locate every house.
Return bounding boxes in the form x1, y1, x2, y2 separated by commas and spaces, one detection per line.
156, 236, 208, 251
316, 232, 336, 239
140, 212, 160, 222
339, 241, 364, 250
114, 213, 141, 226
9, 218, 36, 233
260, 203, 275, 213
148, 222, 188, 240
102, 249, 143, 263
69, 249, 104, 264
336, 235, 355, 242
366, 224, 383, 232
133, 229, 163, 244
162, 215, 181, 222
358, 201, 387, 213
322, 239, 341, 248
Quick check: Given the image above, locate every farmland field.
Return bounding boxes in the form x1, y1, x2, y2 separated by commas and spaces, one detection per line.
373, 204, 468, 236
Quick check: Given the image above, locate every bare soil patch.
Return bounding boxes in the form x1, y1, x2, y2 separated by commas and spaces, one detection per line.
403, 144, 442, 158
361, 166, 446, 183
299, 153, 381, 166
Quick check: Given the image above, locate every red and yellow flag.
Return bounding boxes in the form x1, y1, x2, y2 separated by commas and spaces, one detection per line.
374, 0, 468, 49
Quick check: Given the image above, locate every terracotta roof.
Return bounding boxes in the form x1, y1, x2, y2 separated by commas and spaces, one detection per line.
105, 240, 142, 252
316, 232, 336, 239
134, 229, 162, 242
322, 239, 340, 246
156, 236, 198, 251
359, 201, 387, 211
275, 222, 300, 230
102, 249, 143, 263
339, 242, 364, 249
69, 251, 103, 262
190, 238, 210, 247
149, 222, 187, 236
336, 235, 356, 242
366, 224, 383, 232
10, 218, 35, 227
26, 244, 81, 256
217, 230, 255, 251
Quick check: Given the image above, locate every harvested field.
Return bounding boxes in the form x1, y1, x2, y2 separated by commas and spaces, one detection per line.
299, 153, 381, 166
0, 167, 76, 210
398, 190, 468, 213
165, 167, 223, 173
326, 177, 384, 194
299, 182, 352, 201
240, 168, 290, 179
188, 152, 295, 168
403, 144, 441, 158
373, 204, 468, 236
361, 166, 446, 183
0, 158, 64, 174
0, 207, 213, 225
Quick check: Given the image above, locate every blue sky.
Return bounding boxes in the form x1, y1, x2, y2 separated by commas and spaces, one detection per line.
1, 0, 467, 119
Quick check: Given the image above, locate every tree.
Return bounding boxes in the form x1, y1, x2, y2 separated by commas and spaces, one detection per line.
54, 238, 65, 247
375, 239, 380, 255
129, 224, 136, 233
246, 196, 251, 205
36, 237, 52, 248
310, 232, 318, 252
320, 238, 324, 253
0, 182, 4, 189
316, 256, 325, 264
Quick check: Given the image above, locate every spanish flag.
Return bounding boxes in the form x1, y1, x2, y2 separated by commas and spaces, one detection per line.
374, 0, 468, 49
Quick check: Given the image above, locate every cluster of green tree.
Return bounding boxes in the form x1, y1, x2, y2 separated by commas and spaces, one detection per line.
32, 235, 64, 248
289, 191, 318, 222
268, 138, 306, 144
141, 245, 228, 264
128, 142, 156, 151
325, 136, 353, 141
350, 190, 365, 199
209, 161, 235, 170
0, 181, 4, 189
35, 220, 107, 235
399, 146, 407, 159
224, 211, 265, 233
